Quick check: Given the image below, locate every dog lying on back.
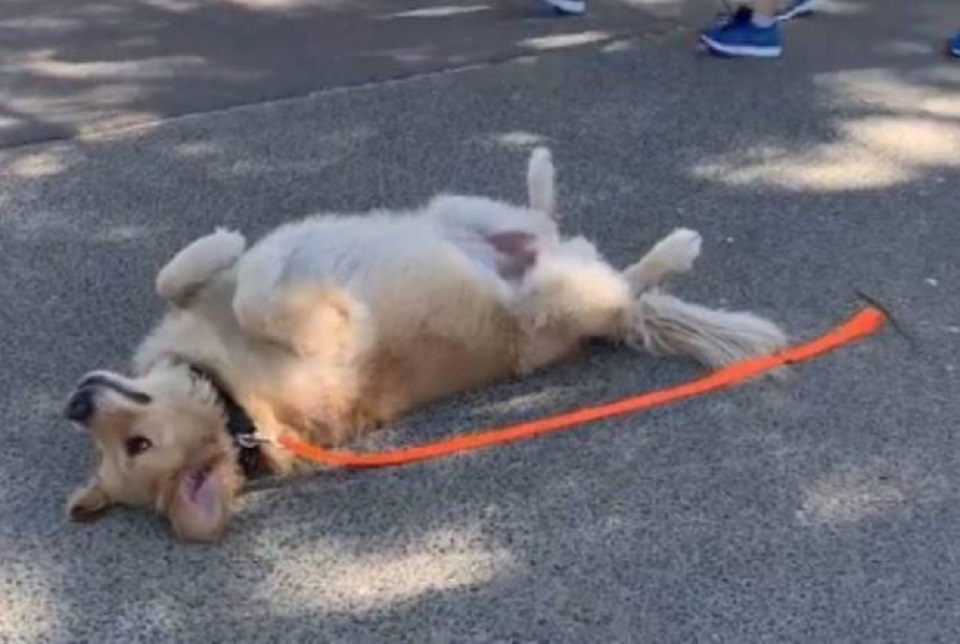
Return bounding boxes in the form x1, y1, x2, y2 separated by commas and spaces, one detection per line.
65, 148, 786, 541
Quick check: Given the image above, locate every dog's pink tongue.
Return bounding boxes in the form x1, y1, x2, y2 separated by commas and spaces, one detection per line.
181, 468, 220, 516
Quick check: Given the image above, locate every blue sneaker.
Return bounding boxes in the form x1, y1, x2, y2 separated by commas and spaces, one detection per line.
949, 31, 960, 57
776, 0, 816, 21
699, 12, 783, 58
541, 0, 585, 15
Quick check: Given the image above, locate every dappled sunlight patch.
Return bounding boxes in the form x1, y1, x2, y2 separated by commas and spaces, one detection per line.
77, 111, 164, 138
0, 558, 55, 641
520, 31, 614, 52
917, 65, 960, 85
693, 143, 908, 191
76, 2, 127, 18
601, 40, 636, 54
825, 68, 960, 119
472, 387, 571, 418
21, 50, 207, 81
7, 151, 71, 178
0, 16, 84, 31
0, 195, 154, 242
813, 0, 870, 15
139, 0, 203, 12
229, 157, 345, 178
851, 117, 958, 165
96, 224, 156, 242
876, 40, 936, 57
485, 130, 548, 150
797, 457, 949, 526
252, 523, 514, 614
3, 91, 163, 140
616, 0, 687, 6
387, 47, 433, 65
210, 124, 375, 177
73, 84, 148, 108
0, 114, 22, 131
175, 141, 218, 158
612, 0, 710, 12
381, 5, 491, 19
693, 68, 960, 192
509, 55, 540, 67
227, 0, 352, 9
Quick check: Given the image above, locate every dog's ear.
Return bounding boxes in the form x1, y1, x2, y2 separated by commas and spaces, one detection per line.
163, 459, 236, 543
66, 480, 112, 522
156, 229, 247, 307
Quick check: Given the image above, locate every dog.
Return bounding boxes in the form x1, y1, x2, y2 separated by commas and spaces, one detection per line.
64, 148, 787, 542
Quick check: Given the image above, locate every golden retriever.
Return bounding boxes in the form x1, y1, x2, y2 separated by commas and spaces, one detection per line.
65, 148, 786, 541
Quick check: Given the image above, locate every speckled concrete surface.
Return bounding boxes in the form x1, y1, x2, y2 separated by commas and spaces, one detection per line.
2, 0, 960, 641
0, 0, 675, 148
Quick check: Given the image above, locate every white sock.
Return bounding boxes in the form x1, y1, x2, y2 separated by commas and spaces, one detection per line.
751, 14, 776, 28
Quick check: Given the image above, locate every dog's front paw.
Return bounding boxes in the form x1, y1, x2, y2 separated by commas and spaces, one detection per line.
654, 228, 702, 274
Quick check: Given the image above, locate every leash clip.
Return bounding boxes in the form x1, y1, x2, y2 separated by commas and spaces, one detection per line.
235, 434, 271, 449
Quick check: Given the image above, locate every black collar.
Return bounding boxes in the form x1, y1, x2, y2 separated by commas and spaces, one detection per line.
187, 363, 269, 479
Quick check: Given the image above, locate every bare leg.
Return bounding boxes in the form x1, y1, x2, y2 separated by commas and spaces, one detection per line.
752, 0, 782, 20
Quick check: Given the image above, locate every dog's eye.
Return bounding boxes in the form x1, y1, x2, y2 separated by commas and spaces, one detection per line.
125, 436, 152, 457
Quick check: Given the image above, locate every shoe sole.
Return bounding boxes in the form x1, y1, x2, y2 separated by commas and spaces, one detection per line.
541, 0, 585, 15
699, 33, 783, 58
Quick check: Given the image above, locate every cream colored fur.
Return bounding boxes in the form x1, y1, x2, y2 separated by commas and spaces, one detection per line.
66, 147, 787, 541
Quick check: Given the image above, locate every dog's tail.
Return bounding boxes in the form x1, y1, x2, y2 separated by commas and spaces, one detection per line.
155, 228, 247, 306
527, 146, 555, 217
627, 291, 788, 369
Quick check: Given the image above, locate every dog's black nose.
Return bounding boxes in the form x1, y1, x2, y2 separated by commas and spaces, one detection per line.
65, 389, 95, 423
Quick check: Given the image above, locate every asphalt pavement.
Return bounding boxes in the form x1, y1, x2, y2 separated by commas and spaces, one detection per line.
2, 0, 959, 641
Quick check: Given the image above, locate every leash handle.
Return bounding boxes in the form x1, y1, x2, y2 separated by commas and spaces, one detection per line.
279, 306, 887, 469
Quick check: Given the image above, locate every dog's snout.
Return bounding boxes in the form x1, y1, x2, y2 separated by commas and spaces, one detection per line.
65, 388, 95, 423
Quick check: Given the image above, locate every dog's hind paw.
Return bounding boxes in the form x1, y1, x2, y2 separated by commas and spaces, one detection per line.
156, 228, 247, 306
624, 227, 702, 293
651, 228, 702, 275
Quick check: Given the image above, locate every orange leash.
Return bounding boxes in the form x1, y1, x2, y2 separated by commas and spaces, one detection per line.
279, 306, 887, 469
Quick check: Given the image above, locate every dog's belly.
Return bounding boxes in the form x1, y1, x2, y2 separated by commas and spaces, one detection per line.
244, 214, 555, 424
354, 230, 546, 418
438, 228, 538, 298
261, 209, 549, 321
332, 220, 544, 347
361, 327, 521, 422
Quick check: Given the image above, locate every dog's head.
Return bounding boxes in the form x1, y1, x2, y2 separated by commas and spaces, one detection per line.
64, 365, 241, 542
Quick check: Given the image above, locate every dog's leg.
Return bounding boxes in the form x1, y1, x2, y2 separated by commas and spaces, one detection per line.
155, 229, 247, 306
513, 237, 633, 372
623, 228, 702, 294
619, 228, 787, 367
240, 285, 372, 359
233, 254, 372, 359
527, 146, 556, 218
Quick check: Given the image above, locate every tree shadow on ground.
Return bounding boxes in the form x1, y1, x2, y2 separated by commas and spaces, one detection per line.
0, 0, 671, 147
